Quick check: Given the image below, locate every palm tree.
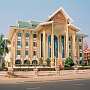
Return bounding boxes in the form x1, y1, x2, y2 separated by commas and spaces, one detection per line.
0, 34, 10, 68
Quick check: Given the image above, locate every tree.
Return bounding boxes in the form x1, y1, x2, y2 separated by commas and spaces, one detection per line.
64, 57, 74, 67
0, 34, 10, 55
0, 34, 10, 68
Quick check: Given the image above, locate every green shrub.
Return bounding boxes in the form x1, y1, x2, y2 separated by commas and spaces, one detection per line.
46, 58, 51, 67
39, 58, 43, 66
64, 57, 74, 67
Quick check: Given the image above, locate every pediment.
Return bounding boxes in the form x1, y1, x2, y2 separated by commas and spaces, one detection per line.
48, 7, 72, 24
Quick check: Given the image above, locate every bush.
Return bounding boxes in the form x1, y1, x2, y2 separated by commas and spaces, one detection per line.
39, 58, 43, 66
46, 58, 51, 67
64, 57, 74, 67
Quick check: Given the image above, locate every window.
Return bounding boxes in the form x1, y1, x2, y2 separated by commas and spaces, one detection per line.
33, 34, 37, 38
79, 46, 82, 49
69, 45, 71, 49
25, 50, 28, 55
33, 51, 36, 55
33, 42, 37, 47
15, 60, 21, 65
17, 32, 22, 48
17, 50, 21, 55
26, 32, 30, 38
17, 41, 21, 46
26, 41, 29, 46
80, 53, 82, 57
18, 32, 22, 37
17, 40, 22, 48
79, 38, 82, 42
69, 52, 72, 57
69, 36, 72, 41
32, 24, 37, 28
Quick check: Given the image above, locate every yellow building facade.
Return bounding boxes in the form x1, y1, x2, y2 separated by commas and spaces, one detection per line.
6, 7, 85, 67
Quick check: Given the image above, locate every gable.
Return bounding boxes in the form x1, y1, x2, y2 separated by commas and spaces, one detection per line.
48, 7, 73, 24
49, 11, 66, 24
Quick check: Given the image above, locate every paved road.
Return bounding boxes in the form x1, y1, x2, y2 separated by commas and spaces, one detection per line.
0, 79, 90, 90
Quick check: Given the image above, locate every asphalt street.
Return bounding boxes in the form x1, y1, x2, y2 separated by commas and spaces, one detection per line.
0, 79, 90, 90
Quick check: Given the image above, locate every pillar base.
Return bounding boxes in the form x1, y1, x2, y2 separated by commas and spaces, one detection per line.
43, 60, 47, 65
51, 59, 54, 67
57, 58, 64, 69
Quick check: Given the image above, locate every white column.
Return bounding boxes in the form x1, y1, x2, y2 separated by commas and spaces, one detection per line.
66, 27, 69, 58
43, 30, 46, 64
46, 34, 48, 59
72, 33, 76, 63
51, 22, 54, 67
59, 35, 62, 58
39, 33, 41, 58
58, 35, 60, 59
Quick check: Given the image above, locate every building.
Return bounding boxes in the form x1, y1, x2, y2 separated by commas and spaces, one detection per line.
6, 7, 86, 68
83, 49, 90, 65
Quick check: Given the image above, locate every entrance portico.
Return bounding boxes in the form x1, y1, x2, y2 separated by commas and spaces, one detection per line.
36, 7, 79, 67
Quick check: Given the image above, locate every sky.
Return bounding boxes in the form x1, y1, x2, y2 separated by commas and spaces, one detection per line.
0, 0, 90, 47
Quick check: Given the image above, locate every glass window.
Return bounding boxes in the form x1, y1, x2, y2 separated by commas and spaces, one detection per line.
69, 45, 71, 49
69, 36, 71, 41
26, 32, 30, 38
61, 36, 64, 58
33, 34, 37, 38
79, 38, 82, 42
17, 50, 21, 55
26, 41, 29, 46
80, 53, 82, 57
69, 52, 72, 57
17, 40, 22, 48
25, 50, 28, 55
33, 42, 37, 47
33, 51, 36, 55
79, 46, 82, 49
18, 32, 22, 37
17, 41, 21, 46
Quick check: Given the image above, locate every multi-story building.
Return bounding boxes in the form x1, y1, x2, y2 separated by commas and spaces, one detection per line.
83, 49, 90, 65
6, 7, 86, 67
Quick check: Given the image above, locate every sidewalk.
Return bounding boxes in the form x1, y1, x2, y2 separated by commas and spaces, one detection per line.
0, 70, 90, 84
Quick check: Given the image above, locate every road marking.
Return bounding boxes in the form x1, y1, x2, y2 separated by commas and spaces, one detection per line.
73, 83, 84, 86
26, 87, 40, 90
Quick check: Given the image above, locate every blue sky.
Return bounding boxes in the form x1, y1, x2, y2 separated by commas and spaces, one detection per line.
0, 0, 90, 47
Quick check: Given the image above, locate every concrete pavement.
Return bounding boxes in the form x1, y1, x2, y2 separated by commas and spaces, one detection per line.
0, 70, 90, 84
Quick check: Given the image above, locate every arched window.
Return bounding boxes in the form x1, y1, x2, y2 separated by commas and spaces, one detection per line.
54, 35, 58, 58
48, 35, 58, 58
24, 60, 30, 65
48, 35, 51, 58
32, 60, 38, 65
15, 59, 21, 65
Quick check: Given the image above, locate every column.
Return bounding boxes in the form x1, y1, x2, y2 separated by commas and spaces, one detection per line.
65, 27, 69, 58
72, 33, 76, 63
59, 35, 62, 58
51, 22, 54, 67
30, 31, 33, 64
39, 33, 41, 58
46, 34, 48, 59
43, 30, 46, 65
13, 30, 16, 66
37, 32, 40, 58
57, 35, 60, 66
22, 31, 25, 64
58, 35, 63, 66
